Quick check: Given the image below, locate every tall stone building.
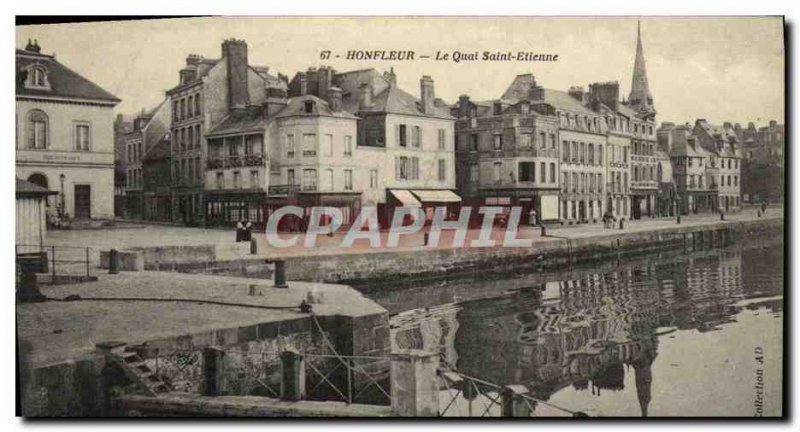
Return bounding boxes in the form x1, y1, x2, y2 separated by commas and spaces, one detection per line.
737, 120, 784, 203
692, 120, 742, 212
123, 99, 171, 220
165, 39, 286, 225
288, 67, 457, 226
626, 22, 659, 219
16, 39, 120, 220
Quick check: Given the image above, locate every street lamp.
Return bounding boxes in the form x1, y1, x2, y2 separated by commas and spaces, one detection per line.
59, 173, 66, 218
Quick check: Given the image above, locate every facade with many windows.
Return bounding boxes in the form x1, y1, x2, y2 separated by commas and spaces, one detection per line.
15, 40, 120, 220
123, 99, 171, 220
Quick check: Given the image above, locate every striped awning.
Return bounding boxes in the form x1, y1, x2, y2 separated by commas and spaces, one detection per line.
390, 190, 422, 207
411, 190, 462, 203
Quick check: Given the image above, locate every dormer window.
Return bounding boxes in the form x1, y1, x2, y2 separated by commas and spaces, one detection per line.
304, 101, 314, 114
25, 65, 50, 90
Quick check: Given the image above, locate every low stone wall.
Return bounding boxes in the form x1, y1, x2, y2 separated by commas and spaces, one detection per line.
281, 218, 783, 285
99, 250, 144, 271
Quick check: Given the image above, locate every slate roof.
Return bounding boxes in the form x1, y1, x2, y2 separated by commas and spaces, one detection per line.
16, 49, 120, 103
143, 134, 171, 162
500, 74, 597, 116
206, 106, 267, 138
16, 177, 57, 196
335, 69, 453, 119
274, 95, 359, 120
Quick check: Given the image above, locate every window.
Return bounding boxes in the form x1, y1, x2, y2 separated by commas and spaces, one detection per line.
187, 127, 194, 151
173, 101, 179, 121
493, 162, 502, 182
493, 134, 503, 150
540, 162, 546, 182
344, 135, 353, 156
188, 96, 194, 117
216, 172, 224, 189
397, 157, 409, 180
412, 126, 421, 148
73, 123, 90, 151
195, 94, 201, 116
579, 142, 585, 163
233, 171, 241, 189
549, 163, 556, 183
195, 125, 201, 148
562, 141, 569, 162
286, 134, 295, 157
469, 164, 479, 183
245, 134, 262, 155
180, 99, 186, 120
411, 157, 420, 180
325, 169, 334, 191
188, 159, 194, 181
539, 132, 546, 149
27, 110, 48, 149
520, 134, 531, 148
398, 124, 407, 147
303, 134, 316, 156
438, 129, 446, 150
287, 169, 296, 186
325, 134, 334, 157
588, 144, 594, 164
519, 162, 535, 182
195, 157, 201, 180
438, 159, 446, 182
469, 134, 479, 152
302, 169, 317, 191
344, 169, 353, 190
304, 101, 314, 114
28, 66, 48, 88
734, 175, 738, 186
370, 169, 378, 189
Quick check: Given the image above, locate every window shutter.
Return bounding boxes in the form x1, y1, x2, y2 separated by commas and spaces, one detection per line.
395, 124, 401, 148
395, 157, 399, 180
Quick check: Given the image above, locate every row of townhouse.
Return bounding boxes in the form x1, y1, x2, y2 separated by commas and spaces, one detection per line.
116, 24, 742, 229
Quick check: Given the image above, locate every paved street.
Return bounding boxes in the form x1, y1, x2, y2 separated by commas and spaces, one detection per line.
41, 206, 782, 264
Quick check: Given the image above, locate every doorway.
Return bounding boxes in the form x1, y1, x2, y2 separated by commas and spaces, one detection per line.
74, 185, 91, 219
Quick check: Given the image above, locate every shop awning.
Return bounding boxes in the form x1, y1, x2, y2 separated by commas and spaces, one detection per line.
390, 190, 422, 207
411, 190, 462, 203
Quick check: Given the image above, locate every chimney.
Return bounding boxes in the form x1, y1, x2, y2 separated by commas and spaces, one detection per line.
222, 39, 250, 110
328, 87, 343, 112
263, 91, 288, 118
317, 66, 334, 100
298, 73, 308, 96
769, 120, 777, 128
420, 75, 435, 114
25, 39, 41, 53
179, 67, 197, 85
384, 67, 397, 86
359, 83, 373, 109
589, 81, 620, 109
723, 122, 733, 129
529, 85, 545, 101
458, 95, 471, 119
568, 86, 585, 102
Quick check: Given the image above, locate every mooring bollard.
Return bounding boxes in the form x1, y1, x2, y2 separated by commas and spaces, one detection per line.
501, 385, 533, 417
202, 346, 226, 396
108, 249, 120, 274
279, 349, 305, 401
250, 238, 258, 255
540, 225, 546, 237
619, 219, 624, 230
390, 350, 439, 416
677, 214, 681, 224
268, 259, 288, 288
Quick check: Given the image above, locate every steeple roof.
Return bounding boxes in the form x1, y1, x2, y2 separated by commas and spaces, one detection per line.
628, 21, 655, 116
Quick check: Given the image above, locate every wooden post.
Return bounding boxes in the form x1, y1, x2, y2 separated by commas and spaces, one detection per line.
202, 346, 226, 396
501, 384, 532, 417
390, 349, 439, 417
279, 349, 305, 401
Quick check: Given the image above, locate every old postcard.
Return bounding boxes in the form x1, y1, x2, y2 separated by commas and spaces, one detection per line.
14, 16, 785, 418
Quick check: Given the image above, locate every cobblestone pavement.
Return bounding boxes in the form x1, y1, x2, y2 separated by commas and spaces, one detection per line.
40, 206, 782, 262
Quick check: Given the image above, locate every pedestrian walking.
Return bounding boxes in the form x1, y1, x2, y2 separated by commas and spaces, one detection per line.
529, 208, 538, 226
235, 220, 244, 242
244, 220, 253, 241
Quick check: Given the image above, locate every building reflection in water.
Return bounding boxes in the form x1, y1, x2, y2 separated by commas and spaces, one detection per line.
389, 243, 783, 417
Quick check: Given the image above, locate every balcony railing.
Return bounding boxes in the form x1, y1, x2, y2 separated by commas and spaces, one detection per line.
267, 184, 301, 195
206, 154, 265, 170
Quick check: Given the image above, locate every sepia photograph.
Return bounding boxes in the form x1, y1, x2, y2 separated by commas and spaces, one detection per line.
12, 14, 787, 420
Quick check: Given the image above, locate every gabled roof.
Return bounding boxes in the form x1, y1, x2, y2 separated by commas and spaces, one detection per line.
335, 68, 453, 120
16, 177, 57, 196
207, 106, 267, 138
16, 49, 120, 103
143, 134, 171, 162
499, 74, 596, 117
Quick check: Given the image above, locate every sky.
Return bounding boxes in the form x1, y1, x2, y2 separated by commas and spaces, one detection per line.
16, 16, 785, 127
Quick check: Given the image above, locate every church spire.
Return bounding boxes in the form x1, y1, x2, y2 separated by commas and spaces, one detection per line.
628, 20, 655, 115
